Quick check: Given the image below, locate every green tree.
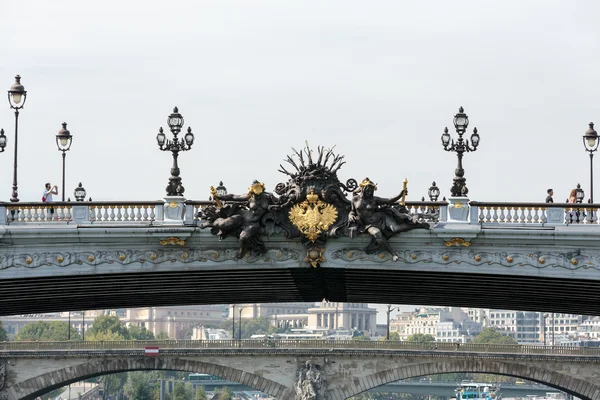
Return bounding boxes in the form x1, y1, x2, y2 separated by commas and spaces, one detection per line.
101, 373, 128, 400
239, 317, 271, 339
405, 334, 436, 343
85, 330, 126, 341
156, 331, 171, 340
124, 371, 159, 400
128, 325, 155, 340
194, 385, 207, 400
216, 386, 233, 400
88, 315, 129, 338
384, 332, 400, 341
0, 321, 8, 341
16, 321, 80, 341
472, 328, 518, 345
171, 381, 191, 400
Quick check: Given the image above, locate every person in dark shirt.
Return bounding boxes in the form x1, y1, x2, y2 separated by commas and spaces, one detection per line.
545, 188, 554, 203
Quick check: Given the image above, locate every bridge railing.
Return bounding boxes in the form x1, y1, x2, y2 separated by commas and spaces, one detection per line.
1, 339, 599, 356
469, 202, 600, 225
1, 199, 599, 226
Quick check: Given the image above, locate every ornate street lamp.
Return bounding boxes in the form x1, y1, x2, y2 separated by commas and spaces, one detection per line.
428, 181, 440, 202
0, 129, 6, 153
441, 107, 480, 197
386, 304, 400, 340
583, 122, 599, 203
55, 122, 73, 201
7, 75, 27, 202
156, 107, 194, 196
73, 182, 87, 202
576, 183, 585, 203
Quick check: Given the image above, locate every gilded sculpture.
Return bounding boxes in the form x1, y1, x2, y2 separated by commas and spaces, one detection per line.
289, 190, 338, 242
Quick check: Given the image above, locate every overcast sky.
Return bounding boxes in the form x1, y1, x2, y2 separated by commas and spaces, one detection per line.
1, 1, 599, 322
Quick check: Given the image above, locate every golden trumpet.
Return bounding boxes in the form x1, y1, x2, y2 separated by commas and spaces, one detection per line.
401, 178, 408, 206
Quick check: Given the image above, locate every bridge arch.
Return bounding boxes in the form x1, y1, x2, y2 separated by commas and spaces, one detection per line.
330, 359, 600, 400
8, 358, 291, 400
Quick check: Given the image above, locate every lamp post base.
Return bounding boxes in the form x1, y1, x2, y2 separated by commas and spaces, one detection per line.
163, 195, 186, 223
448, 197, 470, 222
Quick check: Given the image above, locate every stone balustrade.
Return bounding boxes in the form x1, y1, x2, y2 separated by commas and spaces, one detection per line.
1, 339, 600, 356
2, 198, 599, 226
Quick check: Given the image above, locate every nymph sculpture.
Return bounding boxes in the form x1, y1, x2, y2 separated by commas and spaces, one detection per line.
200, 180, 279, 258
348, 178, 430, 261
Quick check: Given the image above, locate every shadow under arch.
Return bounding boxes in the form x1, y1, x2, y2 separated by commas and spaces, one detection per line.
330, 359, 600, 400
7, 357, 290, 400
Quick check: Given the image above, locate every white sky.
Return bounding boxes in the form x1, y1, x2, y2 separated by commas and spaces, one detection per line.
1, 1, 599, 322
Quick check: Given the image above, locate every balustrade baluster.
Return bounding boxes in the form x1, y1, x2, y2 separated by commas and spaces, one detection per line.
492, 207, 498, 222
58, 206, 65, 221
533, 207, 540, 223
136, 205, 142, 221
122, 205, 130, 221
34, 207, 42, 222
527, 207, 532, 223
102, 205, 109, 221
519, 207, 526, 223
150, 205, 156, 220
485, 207, 492, 222
142, 205, 149, 221
116, 206, 123, 221
498, 207, 506, 223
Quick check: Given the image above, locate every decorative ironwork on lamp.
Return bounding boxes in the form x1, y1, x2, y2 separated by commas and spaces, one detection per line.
583, 122, 599, 203
74, 182, 87, 202
428, 181, 440, 202
156, 107, 194, 196
56, 122, 73, 201
441, 107, 480, 197
7, 75, 27, 202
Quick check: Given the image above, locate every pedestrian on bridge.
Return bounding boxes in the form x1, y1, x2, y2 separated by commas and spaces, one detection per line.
42, 183, 58, 220
546, 189, 554, 203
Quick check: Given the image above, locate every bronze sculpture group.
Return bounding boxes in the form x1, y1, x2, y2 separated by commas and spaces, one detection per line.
199, 145, 431, 262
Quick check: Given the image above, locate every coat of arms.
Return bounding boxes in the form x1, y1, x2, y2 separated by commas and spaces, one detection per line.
289, 190, 338, 242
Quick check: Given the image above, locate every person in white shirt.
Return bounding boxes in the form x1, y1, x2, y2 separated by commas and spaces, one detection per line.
43, 182, 58, 219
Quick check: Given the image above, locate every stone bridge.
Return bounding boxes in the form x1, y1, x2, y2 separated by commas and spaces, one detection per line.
2, 198, 600, 316
1, 340, 600, 400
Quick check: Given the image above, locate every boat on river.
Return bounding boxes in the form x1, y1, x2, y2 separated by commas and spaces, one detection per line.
451, 382, 501, 400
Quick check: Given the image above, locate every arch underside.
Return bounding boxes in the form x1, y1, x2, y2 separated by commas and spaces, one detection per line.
7, 358, 290, 400
335, 360, 600, 400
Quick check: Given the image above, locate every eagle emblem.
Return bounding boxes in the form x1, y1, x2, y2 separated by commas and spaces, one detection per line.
289, 190, 338, 242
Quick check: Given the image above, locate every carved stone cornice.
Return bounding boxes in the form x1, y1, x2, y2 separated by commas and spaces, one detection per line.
330, 248, 600, 271
0, 248, 299, 270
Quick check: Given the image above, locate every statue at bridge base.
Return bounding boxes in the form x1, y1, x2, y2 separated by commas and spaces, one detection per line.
295, 360, 326, 400
348, 178, 430, 261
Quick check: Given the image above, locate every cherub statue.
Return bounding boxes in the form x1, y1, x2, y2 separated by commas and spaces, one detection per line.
348, 178, 430, 261
200, 180, 279, 258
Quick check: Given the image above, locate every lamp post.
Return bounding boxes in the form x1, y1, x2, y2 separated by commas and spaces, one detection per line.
74, 183, 87, 202
386, 304, 400, 340
7, 75, 27, 202
441, 107, 480, 197
231, 304, 235, 340
55, 122, 73, 201
239, 307, 245, 340
428, 182, 440, 202
156, 107, 194, 196
583, 123, 599, 203
575, 184, 585, 203
0, 129, 6, 153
